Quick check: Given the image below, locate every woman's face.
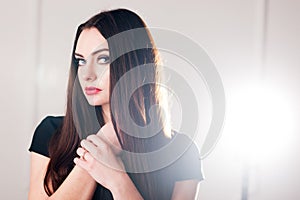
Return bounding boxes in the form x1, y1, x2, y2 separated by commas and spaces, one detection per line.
75, 27, 110, 106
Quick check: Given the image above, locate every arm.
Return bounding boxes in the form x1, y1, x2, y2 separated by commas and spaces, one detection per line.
171, 180, 200, 200
28, 152, 97, 200
105, 170, 144, 200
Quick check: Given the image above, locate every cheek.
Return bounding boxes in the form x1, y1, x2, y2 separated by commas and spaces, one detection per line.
102, 68, 110, 86
77, 69, 84, 86
105, 70, 110, 84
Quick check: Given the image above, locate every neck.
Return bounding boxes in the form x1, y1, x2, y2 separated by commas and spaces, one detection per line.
102, 103, 111, 124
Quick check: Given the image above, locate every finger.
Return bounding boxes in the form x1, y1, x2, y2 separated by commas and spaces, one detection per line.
81, 139, 107, 159
74, 152, 98, 172
81, 150, 95, 162
76, 147, 86, 157
74, 157, 89, 171
86, 134, 105, 147
81, 139, 97, 156
85, 135, 110, 153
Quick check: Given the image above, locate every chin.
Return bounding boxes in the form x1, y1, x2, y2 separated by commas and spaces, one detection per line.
86, 98, 105, 106
87, 101, 101, 106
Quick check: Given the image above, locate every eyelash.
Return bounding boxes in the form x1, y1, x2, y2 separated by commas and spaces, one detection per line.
75, 55, 110, 66
75, 58, 86, 66
97, 55, 110, 64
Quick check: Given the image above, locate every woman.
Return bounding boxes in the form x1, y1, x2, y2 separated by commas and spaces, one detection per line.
28, 8, 204, 199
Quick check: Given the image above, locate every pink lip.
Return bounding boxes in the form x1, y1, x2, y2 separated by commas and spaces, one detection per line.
85, 86, 102, 95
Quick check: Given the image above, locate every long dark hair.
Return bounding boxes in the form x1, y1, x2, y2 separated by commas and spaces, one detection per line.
44, 8, 173, 199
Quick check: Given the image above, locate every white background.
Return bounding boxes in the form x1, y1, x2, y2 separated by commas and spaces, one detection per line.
0, 0, 299, 199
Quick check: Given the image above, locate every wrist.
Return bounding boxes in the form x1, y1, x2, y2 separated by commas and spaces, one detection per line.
110, 171, 128, 192
73, 165, 96, 183
110, 172, 143, 200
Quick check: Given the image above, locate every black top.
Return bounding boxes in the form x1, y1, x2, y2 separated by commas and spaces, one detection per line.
29, 116, 204, 199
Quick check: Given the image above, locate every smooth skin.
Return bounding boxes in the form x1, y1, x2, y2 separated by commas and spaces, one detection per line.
28, 153, 97, 200
28, 27, 200, 199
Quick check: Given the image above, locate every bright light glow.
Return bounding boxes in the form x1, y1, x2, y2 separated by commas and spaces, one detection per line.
225, 82, 294, 165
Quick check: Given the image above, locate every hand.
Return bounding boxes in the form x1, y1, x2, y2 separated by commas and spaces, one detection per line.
96, 122, 122, 155
74, 122, 125, 189
74, 122, 144, 199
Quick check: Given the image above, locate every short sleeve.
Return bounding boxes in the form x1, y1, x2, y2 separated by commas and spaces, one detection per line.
28, 116, 63, 157
168, 133, 205, 182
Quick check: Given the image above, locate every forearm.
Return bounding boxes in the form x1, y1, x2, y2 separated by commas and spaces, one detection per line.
47, 166, 97, 200
110, 172, 143, 200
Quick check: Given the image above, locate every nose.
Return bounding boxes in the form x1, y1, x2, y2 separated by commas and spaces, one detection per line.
83, 63, 97, 81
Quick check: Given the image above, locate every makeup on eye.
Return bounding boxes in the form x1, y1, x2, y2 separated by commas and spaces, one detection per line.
75, 57, 87, 66
75, 54, 110, 66
97, 55, 110, 64
74, 48, 109, 58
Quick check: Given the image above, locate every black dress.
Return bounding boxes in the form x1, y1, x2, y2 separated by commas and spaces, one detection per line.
29, 116, 204, 200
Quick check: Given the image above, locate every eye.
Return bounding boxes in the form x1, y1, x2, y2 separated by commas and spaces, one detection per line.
97, 55, 110, 64
75, 58, 86, 66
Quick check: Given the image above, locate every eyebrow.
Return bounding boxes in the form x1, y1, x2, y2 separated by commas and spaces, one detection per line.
74, 48, 109, 58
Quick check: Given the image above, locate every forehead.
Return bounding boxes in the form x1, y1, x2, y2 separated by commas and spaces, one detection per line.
75, 27, 108, 57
